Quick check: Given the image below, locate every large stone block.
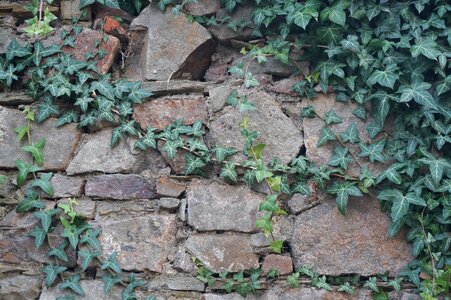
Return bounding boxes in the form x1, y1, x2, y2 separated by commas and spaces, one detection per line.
85, 174, 157, 200
125, 4, 215, 81
291, 196, 413, 276
0, 107, 80, 171
187, 180, 262, 232
185, 233, 259, 273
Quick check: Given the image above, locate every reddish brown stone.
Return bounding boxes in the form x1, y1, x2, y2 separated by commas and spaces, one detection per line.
157, 176, 186, 197
267, 77, 303, 96
85, 174, 157, 200
103, 16, 128, 42
62, 28, 119, 74
262, 254, 293, 275
133, 95, 208, 130
157, 140, 188, 174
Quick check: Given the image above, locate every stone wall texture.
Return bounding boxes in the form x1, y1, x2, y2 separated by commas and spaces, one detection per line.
0, 1, 419, 299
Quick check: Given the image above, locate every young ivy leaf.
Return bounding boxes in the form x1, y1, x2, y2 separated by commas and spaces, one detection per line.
22, 138, 45, 166
36, 97, 59, 123
317, 127, 336, 146
47, 242, 69, 262
102, 274, 122, 295
327, 181, 363, 215
80, 228, 101, 250
291, 179, 311, 195
220, 162, 238, 183
30, 172, 54, 196
226, 90, 239, 108
78, 248, 101, 271
6, 39, 32, 61
213, 146, 237, 163
59, 274, 85, 296
358, 139, 386, 163
33, 208, 58, 232
255, 213, 273, 237
42, 264, 67, 287
101, 251, 122, 273
312, 275, 332, 291
15, 160, 40, 187
185, 153, 206, 175
324, 109, 342, 125
29, 225, 47, 248
134, 128, 157, 151
269, 240, 284, 254
328, 146, 352, 170
340, 122, 360, 144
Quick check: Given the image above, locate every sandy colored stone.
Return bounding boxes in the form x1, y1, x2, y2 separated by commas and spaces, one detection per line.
291, 196, 413, 276
185, 233, 259, 273
187, 180, 262, 232
157, 176, 186, 197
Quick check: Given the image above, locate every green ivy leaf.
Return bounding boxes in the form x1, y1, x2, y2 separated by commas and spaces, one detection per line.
317, 127, 336, 146
127, 82, 152, 103
411, 37, 441, 60
269, 240, 284, 254
33, 208, 57, 232
312, 275, 332, 291
220, 162, 238, 182
29, 225, 47, 248
48, 242, 69, 262
101, 251, 122, 273
352, 106, 366, 120
367, 64, 399, 89
363, 277, 379, 292
6, 39, 31, 61
398, 82, 437, 109
255, 161, 273, 182
324, 109, 343, 125
328, 146, 353, 169
185, 153, 206, 175
340, 122, 360, 144
327, 181, 363, 215
60, 274, 85, 296
42, 264, 67, 287
15, 160, 40, 187
358, 139, 385, 163
36, 98, 59, 123
291, 180, 311, 195
102, 274, 122, 295
56, 111, 79, 127
22, 138, 46, 166
78, 248, 101, 271
80, 228, 101, 250
419, 157, 450, 185
213, 146, 237, 163
92, 80, 115, 100
134, 128, 157, 151
255, 213, 273, 237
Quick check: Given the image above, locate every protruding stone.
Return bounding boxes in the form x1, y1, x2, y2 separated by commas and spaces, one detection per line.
98, 214, 177, 272
185, 0, 220, 16
0, 275, 41, 300
158, 197, 180, 210
50, 174, 84, 198
173, 249, 197, 275
133, 95, 208, 130
66, 128, 167, 175
207, 89, 303, 164
157, 176, 186, 198
187, 180, 262, 232
291, 197, 413, 276
125, 4, 215, 81
62, 28, 119, 74
102, 16, 128, 42
185, 233, 259, 273
0, 107, 80, 170
261, 254, 293, 275
85, 174, 157, 200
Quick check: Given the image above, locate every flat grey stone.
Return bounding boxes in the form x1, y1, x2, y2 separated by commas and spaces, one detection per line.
158, 197, 180, 210
85, 174, 157, 200
147, 275, 205, 292
187, 180, 262, 232
39, 279, 121, 300
0, 275, 41, 300
98, 214, 177, 272
50, 174, 84, 198
66, 128, 167, 175
185, 233, 258, 273
207, 89, 303, 164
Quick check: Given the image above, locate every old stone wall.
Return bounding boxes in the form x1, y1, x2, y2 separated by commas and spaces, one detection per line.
0, 1, 418, 299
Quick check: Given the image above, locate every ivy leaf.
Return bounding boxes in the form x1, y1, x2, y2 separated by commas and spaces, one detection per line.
15, 160, 40, 187
340, 35, 359, 52
6, 39, 31, 61
367, 64, 399, 89
327, 181, 363, 215
185, 153, 206, 175
74, 95, 93, 112
324, 109, 342, 125
291, 180, 311, 195
62, 225, 82, 249
398, 82, 437, 109
56, 111, 79, 127
0, 63, 18, 86
42, 264, 67, 287
213, 146, 237, 163
411, 37, 441, 60
363, 277, 379, 292
29, 225, 47, 248
48, 242, 69, 262
16, 190, 44, 212
22, 138, 46, 166
239, 95, 255, 112
358, 139, 385, 163
255, 213, 273, 237
317, 127, 336, 146
340, 122, 360, 144
187, 138, 209, 153
127, 83, 152, 103
36, 98, 59, 123
259, 195, 279, 213
220, 162, 238, 182
286, 5, 314, 29
60, 274, 85, 296
255, 161, 273, 182
338, 282, 355, 295
80, 228, 101, 250
92, 80, 115, 100
102, 274, 122, 295
162, 140, 179, 160
134, 128, 157, 151
269, 240, 284, 254
323, 4, 346, 27
101, 251, 122, 273
312, 276, 332, 291
33, 208, 57, 232
102, 0, 120, 9
328, 146, 352, 169
352, 106, 366, 120
377, 164, 404, 185
41, 44, 61, 57
78, 248, 101, 271
79, 0, 95, 9
419, 158, 450, 185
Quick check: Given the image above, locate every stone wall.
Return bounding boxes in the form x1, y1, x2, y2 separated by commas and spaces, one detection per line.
0, 2, 418, 299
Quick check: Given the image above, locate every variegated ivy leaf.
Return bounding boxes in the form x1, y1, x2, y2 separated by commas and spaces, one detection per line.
324, 109, 342, 125
340, 122, 360, 144
327, 181, 363, 215
60, 274, 85, 296
185, 153, 206, 175
220, 162, 238, 182
328, 146, 352, 169
358, 139, 385, 163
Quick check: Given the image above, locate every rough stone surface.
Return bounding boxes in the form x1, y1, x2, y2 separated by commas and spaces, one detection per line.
301, 94, 386, 177
187, 180, 262, 232
244, 55, 297, 78
208, 7, 255, 44
133, 95, 208, 130
261, 254, 293, 275
125, 4, 215, 81
97, 214, 177, 272
96, 199, 158, 216
142, 80, 216, 96
66, 128, 167, 175
0, 107, 80, 170
267, 77, 302, 96
185, 0, 219, 16
85, 174, 157, 200
157, 176, 186, 198
158, 197, 180, 210
148, 275, 205, 292
102, 16, 128, 42
39, 279, 121, 300
291, 197, 413, 276
58, 197, 96, 219
260, 285, 366, 300
287, 182, 319, 214
50, 174, 84, 198
208, 83, 235, 113
62, 28, 119, 74
202, 294, 253, 300
207, 89, 303, 164
0, 92, 34, 105
173, 249, 197, 275
157, 140, 190, 174
0, 275, 41, 300
185, 233, 259, 273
